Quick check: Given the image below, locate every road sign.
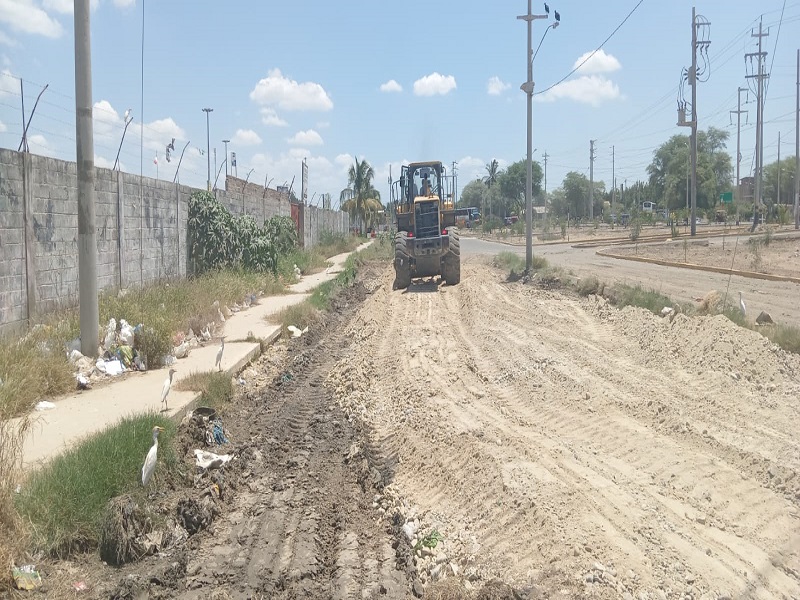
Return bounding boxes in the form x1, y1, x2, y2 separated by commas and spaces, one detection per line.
720, 191, 733, 204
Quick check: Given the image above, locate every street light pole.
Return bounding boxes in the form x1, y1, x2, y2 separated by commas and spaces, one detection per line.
202, 107, 213, 191
222, 139, 230, 178
518, 1, 554, 273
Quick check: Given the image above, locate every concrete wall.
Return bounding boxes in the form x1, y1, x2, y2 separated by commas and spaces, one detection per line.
0, 149, 349, 336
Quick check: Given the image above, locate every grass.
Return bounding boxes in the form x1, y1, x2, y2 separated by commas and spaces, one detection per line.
606, 283, 676, 315
277, 233, 363, 281
173, 370, 234, 411
492, 251, 548, 275
15, 412, 178, 557
722, 306, 800, 355
276, 235, 391, 335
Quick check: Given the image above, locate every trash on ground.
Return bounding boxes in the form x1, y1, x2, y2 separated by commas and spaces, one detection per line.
173, 341, 189, 359
73, 581, 88, 592
287, 325, 309, 338
103, 318, 117, 351
76, 373, 90, 390
212, 419, 228, 444
12, 565, 42, 590
104, 359, 125, 376
35, 401, 56, 411
116, 345, 134, 368
68, 349, 84, 364
193, 449, 233, 470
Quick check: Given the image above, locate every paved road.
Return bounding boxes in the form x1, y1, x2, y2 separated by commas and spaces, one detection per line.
461, 236, 800, 329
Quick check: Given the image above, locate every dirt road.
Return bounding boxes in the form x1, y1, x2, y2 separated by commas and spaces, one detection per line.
463, 236, 800, 330
326, 258, 800, 598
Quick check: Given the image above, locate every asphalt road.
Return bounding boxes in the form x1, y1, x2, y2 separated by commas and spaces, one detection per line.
461, 235, 800, 329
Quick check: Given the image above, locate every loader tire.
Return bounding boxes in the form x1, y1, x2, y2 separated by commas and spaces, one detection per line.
443, 227, 461, 285
394, 231, 412, 289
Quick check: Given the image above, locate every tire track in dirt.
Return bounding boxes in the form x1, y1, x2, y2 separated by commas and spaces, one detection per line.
328, 259, 800, 598
176, 287, 412, 599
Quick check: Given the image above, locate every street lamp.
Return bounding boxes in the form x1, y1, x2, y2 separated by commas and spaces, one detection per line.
113, 108, 134, 171
202, 107, 213, 190
518, 1, 559, 273
222, 139, 230, 177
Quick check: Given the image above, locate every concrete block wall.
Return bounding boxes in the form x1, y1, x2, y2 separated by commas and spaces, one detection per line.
0, 149, 350, 337
0, 149, 26, 331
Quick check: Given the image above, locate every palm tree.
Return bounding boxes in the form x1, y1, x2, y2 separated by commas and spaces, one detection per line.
347, 157, 380, 234
483, 159, 500, 189
483, 159, 500, 221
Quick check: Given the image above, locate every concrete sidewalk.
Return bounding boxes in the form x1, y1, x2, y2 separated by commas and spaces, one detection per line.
18, 243, 369, 468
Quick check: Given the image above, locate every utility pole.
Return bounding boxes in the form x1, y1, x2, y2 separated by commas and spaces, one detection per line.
543, 151, 548, 221
746, 19, 768, 230
690, 6, 698, 236
678, 7, 710, 237
730, 87, 748, 207
777, 131, 781, 206
612, 145, 616, 217
795, 48, 799, 229
75, 0, 98, 356
202, 107, 213, 191
452, 160, 458, 205
223, 139, 230, 177
589, 140, 595, 219
518, 0, 548, 272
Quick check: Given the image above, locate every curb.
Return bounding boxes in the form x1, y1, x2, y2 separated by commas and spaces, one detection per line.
171, 329, 282, 423
595, 248, 800, 284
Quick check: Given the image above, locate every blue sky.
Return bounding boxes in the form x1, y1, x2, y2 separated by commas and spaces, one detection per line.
0, 0, 798, 207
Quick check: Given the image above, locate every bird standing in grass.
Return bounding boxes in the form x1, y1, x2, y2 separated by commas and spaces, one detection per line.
215, 337, 225, 372
142, 425, 164, 486
739, 291, 747, 317
160, 368, 176, 411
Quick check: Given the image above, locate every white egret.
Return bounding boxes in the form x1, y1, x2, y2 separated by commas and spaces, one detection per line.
739, 291, 746, 317
215, 337, 225, 372
142, 425, 164, 486
160, 368, 177, 411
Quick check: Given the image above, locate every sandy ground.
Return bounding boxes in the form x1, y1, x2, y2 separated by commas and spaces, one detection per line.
327, 259, 800, 598
611, 235, 800, 280
22, 259, 800, 599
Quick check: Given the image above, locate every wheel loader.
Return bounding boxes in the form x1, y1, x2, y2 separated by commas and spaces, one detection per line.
391, 161, 460, 289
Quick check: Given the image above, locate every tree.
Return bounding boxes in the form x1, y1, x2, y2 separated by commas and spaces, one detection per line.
763, 156, 797, 209
345, 157, 380, 234
498, 159, 543, 218
647, 128, 732, 212
562, 171, 590, 218
458, 179, 486, 210
483, 159, 500, 189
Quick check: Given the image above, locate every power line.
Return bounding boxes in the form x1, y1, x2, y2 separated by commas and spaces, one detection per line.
535, 0, 646, 97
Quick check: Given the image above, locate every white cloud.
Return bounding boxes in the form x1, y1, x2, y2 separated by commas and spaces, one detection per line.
535, 75, 621, 107
231, 128, 262, 146
287, 129, 323, 146
0, 119, 6, 132
574, 49, 621, 75
28, 133, 53, 155
487, 76, 510, 96
0, 30, 17, 46
248, 149, 344, 204
94, 154, 114, 169
42, 0, 99, 13
0, 68, 17, 95
249, 68, 333, 112
0, 0, 63, 37
380, 79, 402, 93
457, 156, 486, 181
413, 72, 457, 96
113, 0, 135, 7
260, 107, 288, 127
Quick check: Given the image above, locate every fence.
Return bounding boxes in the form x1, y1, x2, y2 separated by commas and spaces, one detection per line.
0, 148, 349, 336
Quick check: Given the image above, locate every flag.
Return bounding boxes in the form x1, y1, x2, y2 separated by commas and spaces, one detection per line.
153, 154, 158, 165
231, 152, 237, 167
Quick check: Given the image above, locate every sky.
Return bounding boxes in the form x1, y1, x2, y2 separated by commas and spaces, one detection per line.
0, 0, 799, 209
